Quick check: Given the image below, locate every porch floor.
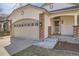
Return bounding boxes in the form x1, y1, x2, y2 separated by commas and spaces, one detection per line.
51, 35, 79, 44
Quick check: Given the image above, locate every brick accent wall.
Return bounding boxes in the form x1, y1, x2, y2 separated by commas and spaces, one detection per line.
39, 13, 45, 40
55, 41, 79, 52
48, 26, 51, 37
73, 26, 79, 37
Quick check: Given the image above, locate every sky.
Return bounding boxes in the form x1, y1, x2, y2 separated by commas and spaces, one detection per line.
0, 3, 43, 14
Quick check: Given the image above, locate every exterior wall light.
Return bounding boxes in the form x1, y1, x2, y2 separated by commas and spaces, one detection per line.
40, 22, 42, 27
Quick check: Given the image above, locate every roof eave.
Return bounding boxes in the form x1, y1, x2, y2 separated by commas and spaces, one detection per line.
50, 8, 79, 14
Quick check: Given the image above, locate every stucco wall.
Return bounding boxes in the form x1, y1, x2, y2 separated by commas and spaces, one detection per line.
60, 16, 74, 35
8, 6, 43, 23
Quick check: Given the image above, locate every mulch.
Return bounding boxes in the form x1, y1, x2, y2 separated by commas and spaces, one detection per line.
54, 41, 79, 52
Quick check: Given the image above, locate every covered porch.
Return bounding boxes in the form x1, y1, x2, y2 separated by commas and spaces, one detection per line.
49, 13, 79, 38
50, 15, 74, 36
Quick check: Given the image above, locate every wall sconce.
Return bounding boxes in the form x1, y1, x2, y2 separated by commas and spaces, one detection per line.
40, 22, 42, 27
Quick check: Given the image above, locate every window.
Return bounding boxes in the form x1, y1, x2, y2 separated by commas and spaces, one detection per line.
50, 4, 53, 9
19, 24, 21, 27
53, 17, 60, 19
35, 23, 38, 26
17, 24, 18, 27
54, 21, 59, 26
24, 24, 27, 26
31, 23, 34, 26
14, 25, 16, 27
28, 24, 30, 26
22, 24, 24, 27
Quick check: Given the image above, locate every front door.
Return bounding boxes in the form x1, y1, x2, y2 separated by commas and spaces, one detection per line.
54, 20, 60, 34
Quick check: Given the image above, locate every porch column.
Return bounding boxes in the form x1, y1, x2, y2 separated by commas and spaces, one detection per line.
73, 15, 79, 37
39, 13, 45, 40
74, 14, 78, 26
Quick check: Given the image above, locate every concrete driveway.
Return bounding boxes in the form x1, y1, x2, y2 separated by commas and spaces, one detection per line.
0, 36, 11, 56
0, 36, 33, 56
5, 37, 33, 55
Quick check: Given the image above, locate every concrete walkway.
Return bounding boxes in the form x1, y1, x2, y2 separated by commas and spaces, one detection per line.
0, 36, 11, 56
51, 35, 79, 44
33, 38, 58, 49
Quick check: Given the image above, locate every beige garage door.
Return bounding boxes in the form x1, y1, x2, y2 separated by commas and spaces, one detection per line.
13, 19, 39, 40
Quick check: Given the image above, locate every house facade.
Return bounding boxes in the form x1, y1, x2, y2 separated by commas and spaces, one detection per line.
8, 3, 79, 40
0, 14, 10, 33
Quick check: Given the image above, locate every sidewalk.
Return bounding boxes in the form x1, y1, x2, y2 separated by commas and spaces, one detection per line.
0, 36, 10, 56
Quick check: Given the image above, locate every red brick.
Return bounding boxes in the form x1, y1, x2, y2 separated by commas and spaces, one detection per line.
48, 26, 51, 37
73, 26, 79, 37
39, 13, 45, 40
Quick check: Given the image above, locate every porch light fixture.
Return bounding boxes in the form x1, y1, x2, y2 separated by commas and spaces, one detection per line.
40, 22, 42, 27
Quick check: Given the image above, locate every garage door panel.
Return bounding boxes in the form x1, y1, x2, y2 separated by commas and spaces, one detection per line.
13, 19, 39, 40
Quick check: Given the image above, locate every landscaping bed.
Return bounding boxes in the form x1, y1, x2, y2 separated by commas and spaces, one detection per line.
0, 31, 10, 37
55, 41, 79, 52
13, 45, 79, 56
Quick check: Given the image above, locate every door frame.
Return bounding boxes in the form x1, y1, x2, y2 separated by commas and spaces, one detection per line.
53, 19, 61, 35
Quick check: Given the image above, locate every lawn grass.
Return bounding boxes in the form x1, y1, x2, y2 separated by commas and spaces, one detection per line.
13, 45, 79, 56
13, 45, 51, 56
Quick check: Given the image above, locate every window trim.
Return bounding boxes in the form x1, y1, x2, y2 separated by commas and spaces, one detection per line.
50, 4, 53, 9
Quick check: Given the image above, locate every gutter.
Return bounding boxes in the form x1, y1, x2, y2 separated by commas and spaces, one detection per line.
50, 8, 79, 14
